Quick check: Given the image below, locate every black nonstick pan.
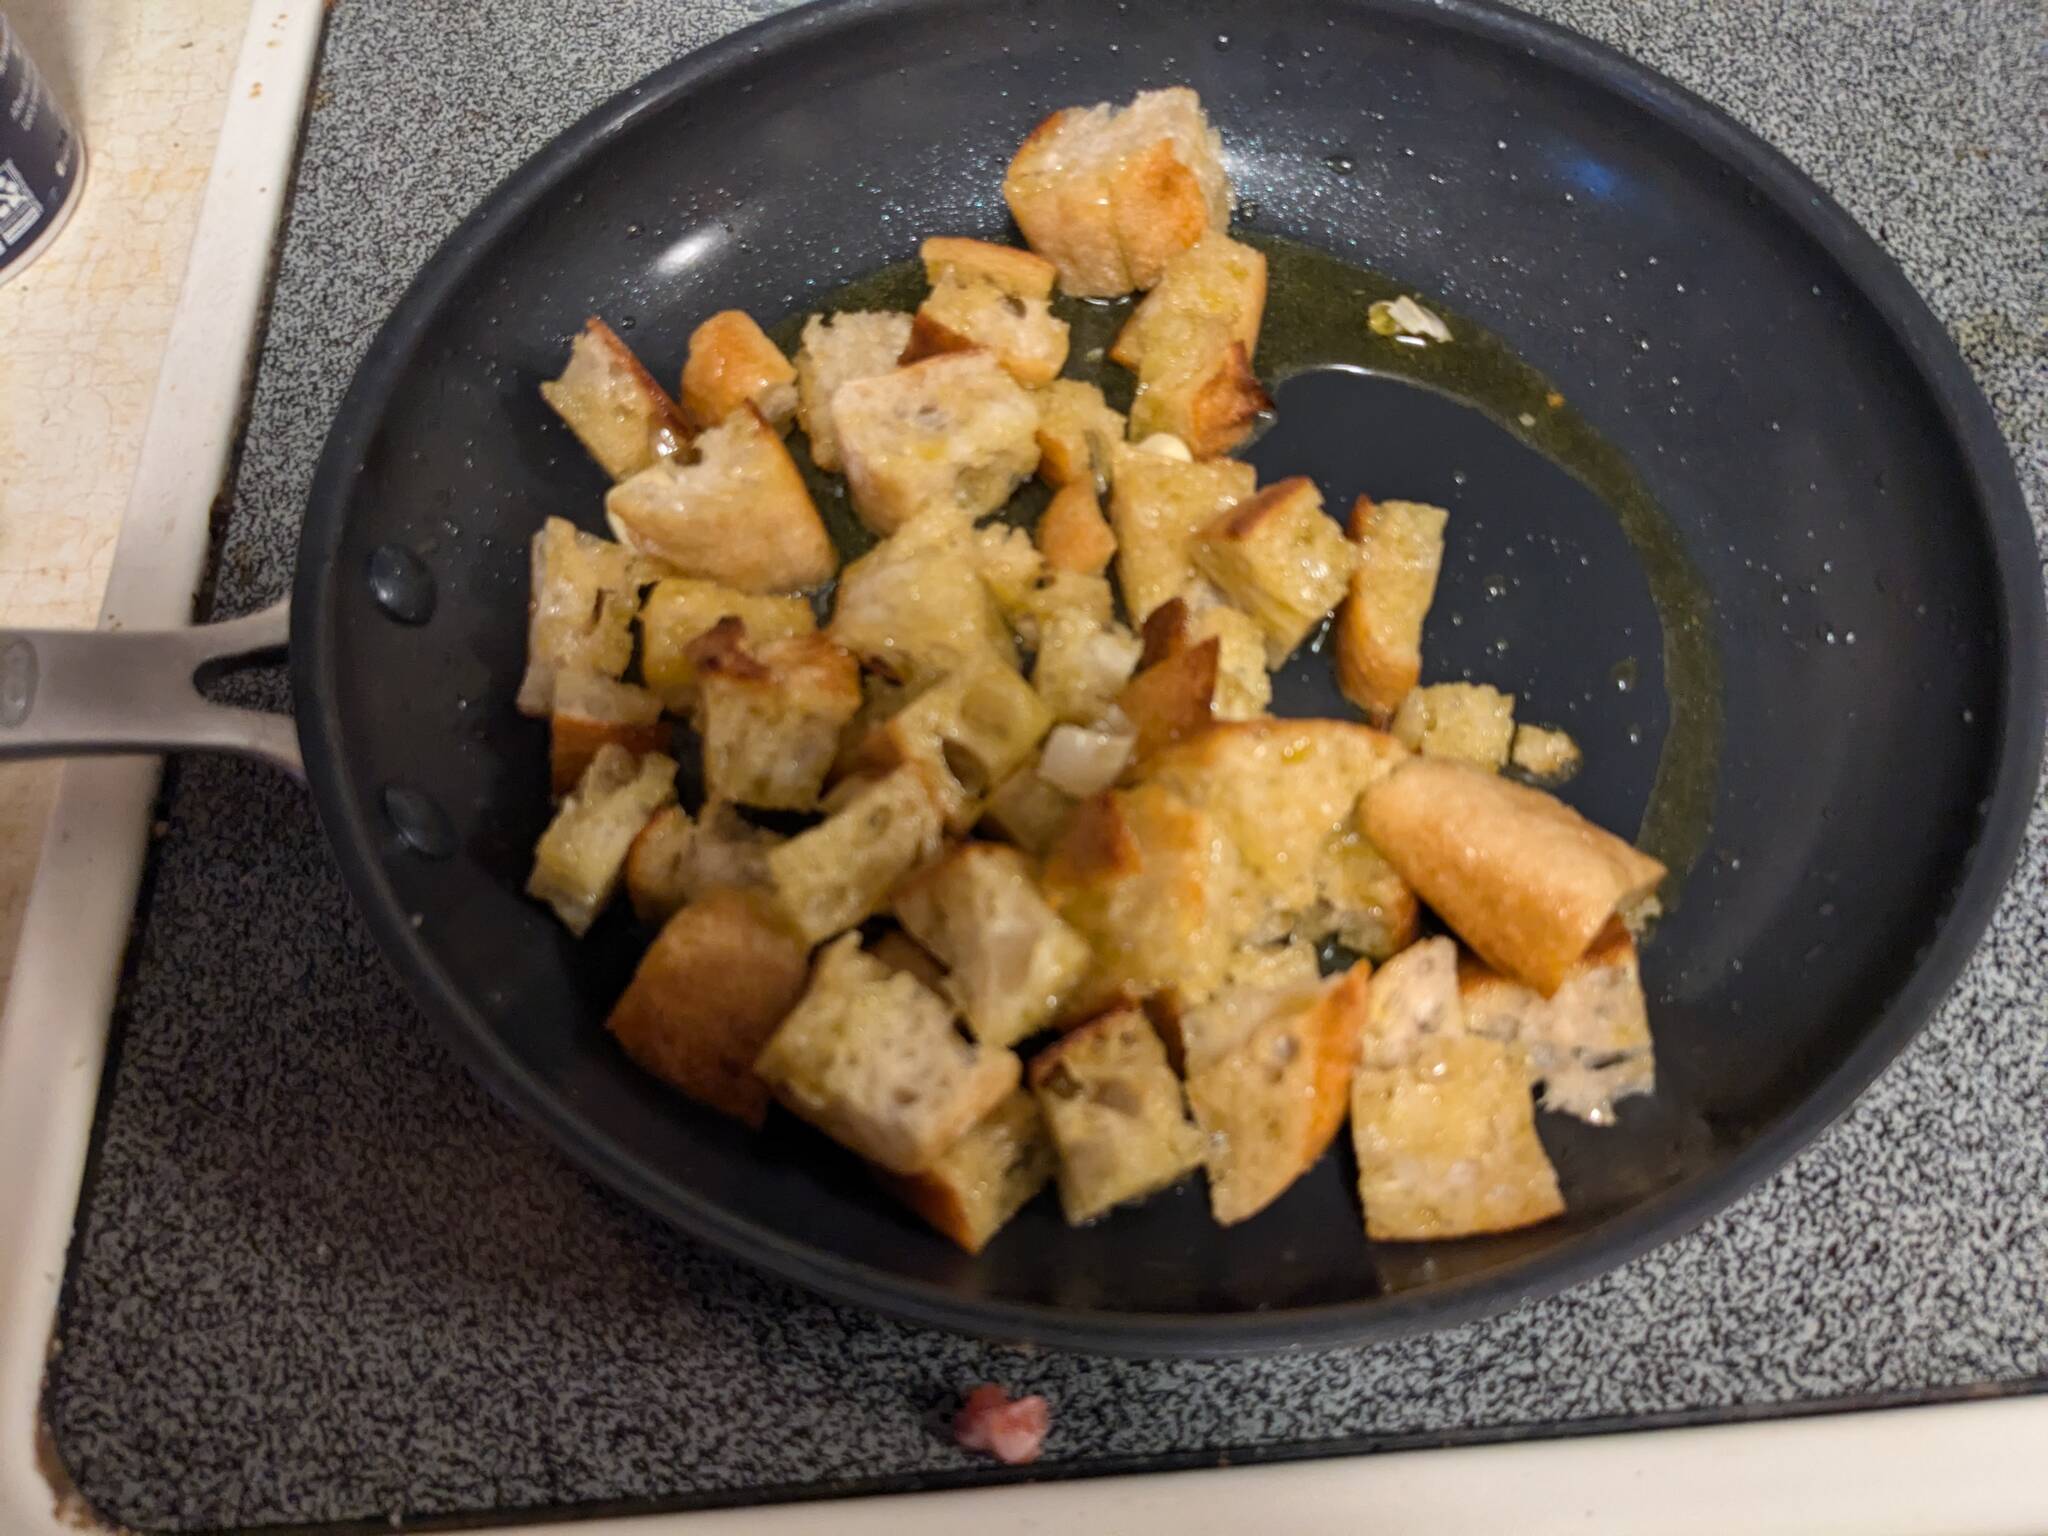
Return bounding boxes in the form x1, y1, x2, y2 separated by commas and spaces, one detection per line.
7, 0, 2039, 1356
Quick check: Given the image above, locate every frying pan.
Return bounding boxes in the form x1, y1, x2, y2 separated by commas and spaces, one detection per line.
4, 0, 2039, 1356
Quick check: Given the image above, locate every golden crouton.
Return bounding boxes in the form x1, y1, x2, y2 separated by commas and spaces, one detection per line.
1459, 925, 1654, 1125
1351, 1033, 1564, 1241
539, 316, 691, 480
680, 310, 798, 431
1113, 233, 1271, 457
1032, 606, 1144, 725
970, 524, 1047, 622
1336, 496, 1448, 725
690, 620, 862, 811
1002, 87, 1230, 297
549, 669, 667, 796
1036, 480, 1119, 575
1362, 758, 1667, 996
1510, 724, 1583, 784
1029, 1008, 1205, 1222
1034, 380, 1127, 493
904, 237, 1070, 387
978, 764, 1079, 855
1139, 718, 1410, 953
624, 804, 695, 926
831, 352, 1042, 535
756, 935, 1021, 1174
1185, 963, 1371, 1225
637, 577, 817, 712
1140, 596, 1271, 721
870, 928, 949, 992
605, 888, 810, 1128
1117, 630, 1218, 764
1391, 682, 1516, 770
527, 745, 679, 936
1039, 783, 1255, 1017
1107, 447, 1257, 624
517, 516, 657, 717
764, 767, 944, 944
626, 800, 783, 925
1012, 569, 1117, 649
827, 510, 1018, 689
879, 1088, 1057, 1253
1190, 477, 1356, 666
794, 310, 914, 472
606, 406, 836, 593
895, 843, 1093, 1047
1357, 935, 1461, 1069
850, 661, 1054, 832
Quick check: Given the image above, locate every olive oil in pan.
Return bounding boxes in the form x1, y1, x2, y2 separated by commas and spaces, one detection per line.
773, 234, 1722, 882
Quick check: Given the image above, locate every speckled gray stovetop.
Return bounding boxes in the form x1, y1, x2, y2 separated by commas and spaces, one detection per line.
41, 0, 2046, 1531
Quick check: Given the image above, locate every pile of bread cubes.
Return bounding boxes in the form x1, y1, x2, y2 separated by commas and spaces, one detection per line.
520, 88, 1667, 1254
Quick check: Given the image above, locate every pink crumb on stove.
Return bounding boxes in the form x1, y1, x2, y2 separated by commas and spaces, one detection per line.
953, 1383, 1051, 1465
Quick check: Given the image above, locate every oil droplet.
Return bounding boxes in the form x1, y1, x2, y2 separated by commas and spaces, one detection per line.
1324, 153, 1356, 176
1482, 574, 1507, 601
1611, 656, 1638, 693
1214, 32, 1231, 49
382, 784, 456, 860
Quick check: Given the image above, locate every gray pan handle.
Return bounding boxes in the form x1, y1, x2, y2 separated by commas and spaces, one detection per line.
0, 600, 303, 780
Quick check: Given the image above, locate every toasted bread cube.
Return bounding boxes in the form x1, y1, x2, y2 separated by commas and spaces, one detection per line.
851, 662, 1054, 832
607, 407, 836, 593
1117, 633, 1218, 763
1032, 609, 1144, 726
676, 801, 783, 901
1510, 724, 1583, 784
1156, 938, 1323, 1069
979, 765, 1079, 855
1107, 446, 1257, 624
1035, 481, 1118, 577
1391, 682, 1516, 770
756, 934, 1020, 1173
1144, 596, 1271, 722
1111, 232, 1267, 370
1358, 935, 1461, 1069
905, 238, 1070, 387
1030, 1009, 1204, 1222
1363, 758, 1667, 995
1351, 1033, 1564, 1241
1223, 938, 1324, 994
1310, 832, 1421, 961
1336, 497, 1448, 725
637, 577, 817, 712
539, 317, 690, 480
1034, 381, 1128, 494
832, 352, 1041, 535
794, 310, 914, 472
870, 928, 949, 992
1459, 925, 1653, 1124
1191, 477, 1356, 666
624, 805, 695, 925
528, 745, 679, 935
1186, 963, 1370, 1225
880, 1088, 1057, 1252
970, 524, 1047, 622
895, 843, 1093, 1048
518, 517, 656, 717
690, 621, 862, 811
1040, 783, 1255, 1016
1013, 569, 1117, 651
1003, 88, 1230, 298
1115, 234, 1272, 457
828, 511, 1017, 689
606, 888, 809, 1127
1140, 717, 1409, 948
764, 767, 943, 945
550, 670, 667, 795
680, 310, 798, 430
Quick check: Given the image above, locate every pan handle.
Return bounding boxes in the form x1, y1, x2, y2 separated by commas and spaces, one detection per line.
0, 600, 302, 780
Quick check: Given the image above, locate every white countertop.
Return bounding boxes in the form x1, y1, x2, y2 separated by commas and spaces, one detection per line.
0, 0, 249, 997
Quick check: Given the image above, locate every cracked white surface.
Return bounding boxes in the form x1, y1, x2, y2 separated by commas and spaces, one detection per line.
0, 0, 247, 999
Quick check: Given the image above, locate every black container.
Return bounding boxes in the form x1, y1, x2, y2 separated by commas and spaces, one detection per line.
0, 11, 83, 283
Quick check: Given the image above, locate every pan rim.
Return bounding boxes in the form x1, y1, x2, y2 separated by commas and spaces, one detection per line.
293, 0, 2046, 1356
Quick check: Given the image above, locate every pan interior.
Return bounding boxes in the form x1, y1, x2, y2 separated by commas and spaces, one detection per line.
302, 0, 2013, 1343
